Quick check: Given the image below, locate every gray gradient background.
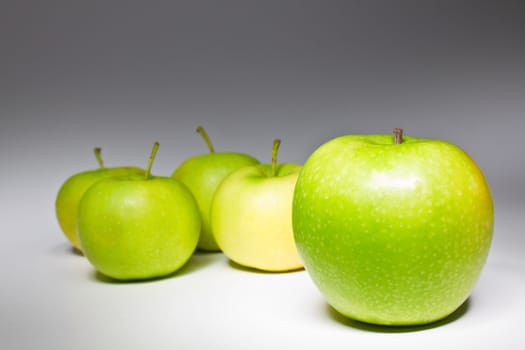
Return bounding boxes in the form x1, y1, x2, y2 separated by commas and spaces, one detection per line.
2, 1, 524, 349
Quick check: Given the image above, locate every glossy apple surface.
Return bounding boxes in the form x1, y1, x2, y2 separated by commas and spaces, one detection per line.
55, 148, 144, 251
292, 131, 494, 325
172, 127, 259, 251
211, 140, 303, 272
78, 143, 200, 280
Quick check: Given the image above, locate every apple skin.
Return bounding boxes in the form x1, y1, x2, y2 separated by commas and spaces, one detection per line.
77, 174, 201, 280
292, 134, 494, 325
56, 166, 145, 251
172, 152, 259, 251
211, 163, 304, 272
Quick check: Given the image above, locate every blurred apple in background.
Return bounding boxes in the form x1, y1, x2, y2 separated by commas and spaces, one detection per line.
212, 139, 303, 272
55, 148, 145, 251
78, 143, 201, 280
293, 128, 494, 325
172, 126, 259, 251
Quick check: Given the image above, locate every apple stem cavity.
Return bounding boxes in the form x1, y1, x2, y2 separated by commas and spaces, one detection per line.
271, 139, 281, 177
393, 128, 404, 144
145, 142, 160, 180
94, 147, 105, 169
196, 126, 215, 153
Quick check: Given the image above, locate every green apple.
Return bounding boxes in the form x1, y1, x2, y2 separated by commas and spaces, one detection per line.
78, 143, 201, 280
172, 126, 259, 251
211, 139, 303, 272
55, 148, 145, 251
293, 128, 494, 326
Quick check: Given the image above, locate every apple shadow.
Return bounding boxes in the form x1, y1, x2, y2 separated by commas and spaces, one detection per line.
90, 250, 222, 284
178, 250, 223, 276
227, 259, 305, 274
326, 297, 470, 333
92, 268, 181, 284
49, 242, 85, 257
70, 246, 84, 257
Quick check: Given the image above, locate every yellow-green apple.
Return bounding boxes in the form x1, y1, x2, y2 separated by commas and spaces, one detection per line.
172, 126, 259, 251
78, 143, 201, 280
55, 148, 145, 251
293, 128, 494, 325
211, 139, 303, 272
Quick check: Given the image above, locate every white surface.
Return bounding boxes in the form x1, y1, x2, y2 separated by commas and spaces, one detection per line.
1, 196, 524, 350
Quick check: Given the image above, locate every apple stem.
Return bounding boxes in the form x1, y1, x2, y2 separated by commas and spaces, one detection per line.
145, 142, 160, 180
393, 128, 404, 144
271, 139, 281, 177
94, 147, 104, 169
196, 126, 215, 153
